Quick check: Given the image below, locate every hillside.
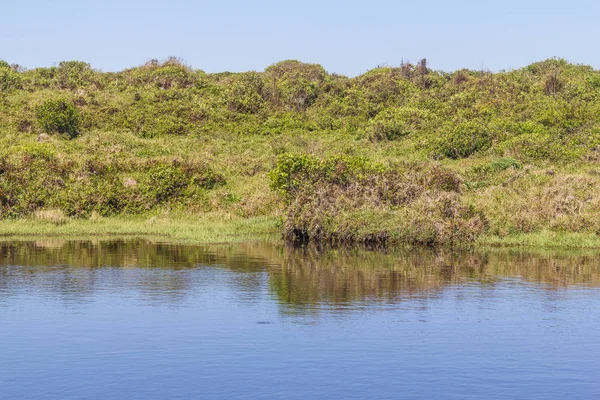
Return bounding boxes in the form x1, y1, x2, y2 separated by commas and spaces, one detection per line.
2, 57, 600, 246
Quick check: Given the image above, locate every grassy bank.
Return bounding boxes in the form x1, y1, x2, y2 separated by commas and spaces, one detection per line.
0, 213, 279, 243
3, 57, 600, 247
3, 217, 600, 249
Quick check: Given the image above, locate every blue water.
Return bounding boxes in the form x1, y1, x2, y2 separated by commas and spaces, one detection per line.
0, 241, 599, 399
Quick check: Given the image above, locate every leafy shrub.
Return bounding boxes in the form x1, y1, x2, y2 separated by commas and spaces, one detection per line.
499, 133, 576, 162
0, 61, 22, 92
269, 153, 381, 200
35, 99, 80, 137
354, 67, 418, 106
269, 153, 319, 197
466, 157, 522, 190
429, 121, 492, 159
150, 65, 194, 90
55, 61, 97, 90
367, 109, 411, 141
146, 164, 188, 202
261, 113, 306, 134
119, 57, 198, 90
264, 60, 327, 111
272, 154, 484, 245
0, 155, 224, 218
225, 72, 265, 114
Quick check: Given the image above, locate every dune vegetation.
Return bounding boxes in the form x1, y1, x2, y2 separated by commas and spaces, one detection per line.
2, 57, 600, 247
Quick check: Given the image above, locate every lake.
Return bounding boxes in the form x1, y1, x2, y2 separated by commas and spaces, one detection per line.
1, 240, 599, 399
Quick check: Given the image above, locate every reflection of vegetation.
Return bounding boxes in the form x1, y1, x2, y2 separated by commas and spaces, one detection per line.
268, 246, 600, 312
1, 240, 600, 310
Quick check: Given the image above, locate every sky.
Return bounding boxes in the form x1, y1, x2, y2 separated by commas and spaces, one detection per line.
2, 0, 599, 76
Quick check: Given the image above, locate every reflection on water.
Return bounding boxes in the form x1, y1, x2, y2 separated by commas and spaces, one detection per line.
2, 240, 599, 311
1, 240, 600, 399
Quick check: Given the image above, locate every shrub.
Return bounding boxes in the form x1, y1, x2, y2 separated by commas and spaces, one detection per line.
146, 164, 188, 202
279, 168, 483, 245
140, 116, 189, 138
354, 67, 418, 106
367, 109, 411, 141
120, 57, 197, 89
498, 132, 571, 161
429, 121, 492, 159
0, 154, 224, 218
269, 153, 319, 198
0, 61, 22, 92
225, 72, 265, 114
269, 153, 381, 200
150, 64, 195, 90
271, 154, 482, 245
55, 61, 97, 90
264, 60, 327, 111
35, 99, 80, 137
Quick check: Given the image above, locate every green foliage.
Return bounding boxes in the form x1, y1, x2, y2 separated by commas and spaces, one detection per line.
269, 153, 381, 200
118, 57, 198, 90
35, 99, 80, 137
4, 56, 600, 161
55, 61, 97, 90
0, 154, 224, 219
429, 121, 492, 159
466, 157, 523, 190
140, 115, 189, 138
269, 153, 319, 197
4, 57, 600, 245
0, 61, 22, 93
367, 108, 411, 141
265, 60, 327, 111
225, 72, 265, 114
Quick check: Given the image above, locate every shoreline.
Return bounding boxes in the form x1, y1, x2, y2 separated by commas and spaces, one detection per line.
0, 215, 280, 244
2, 216, 600, 250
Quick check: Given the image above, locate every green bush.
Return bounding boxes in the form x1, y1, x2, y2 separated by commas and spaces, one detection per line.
55, 61, 97, 90
498, 132, 572, 161
269, 153, 382, 200
264, 60, 327, 111
0, 154, 224, 218
429, 121, 492, 159
367, 109, 411, 141
35, 99, 81, 137
269, 153, 318, 197
118, 57, 197, 90
146, 164, 188, 202
225, 72, 265, 114
0, 61, 22, 93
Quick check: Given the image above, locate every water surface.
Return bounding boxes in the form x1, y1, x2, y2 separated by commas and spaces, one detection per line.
1, 240, 599, 399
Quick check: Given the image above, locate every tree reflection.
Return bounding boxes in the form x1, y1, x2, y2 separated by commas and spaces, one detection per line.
1, 240, 599, 311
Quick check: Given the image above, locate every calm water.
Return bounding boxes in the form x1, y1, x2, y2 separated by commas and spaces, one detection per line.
1, 240, 599, 399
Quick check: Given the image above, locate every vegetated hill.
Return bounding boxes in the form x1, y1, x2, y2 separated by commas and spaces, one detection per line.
2, 57, 600, 245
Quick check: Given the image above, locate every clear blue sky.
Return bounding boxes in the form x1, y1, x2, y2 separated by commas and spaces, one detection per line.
2, 0, 599, 75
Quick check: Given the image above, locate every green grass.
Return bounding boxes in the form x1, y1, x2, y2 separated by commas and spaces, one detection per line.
478, 231, 600, 249
0, 213, 279, 244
